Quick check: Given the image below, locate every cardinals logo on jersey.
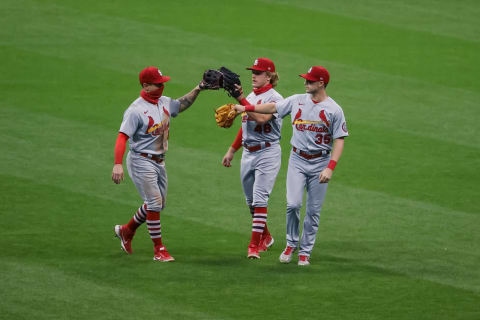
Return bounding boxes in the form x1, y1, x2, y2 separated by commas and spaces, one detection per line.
292, 109, 302, 126
292, 108, 329, 133
146, 116, 155, 133
319, 110, 330, 127
146, 116, 169, 136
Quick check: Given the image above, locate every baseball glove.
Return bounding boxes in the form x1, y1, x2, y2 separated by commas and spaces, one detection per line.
200, 69, 223, 90
214, 103, 237, 128
219, 66, 241, 98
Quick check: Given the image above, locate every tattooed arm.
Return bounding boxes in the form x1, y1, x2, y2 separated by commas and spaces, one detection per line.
177, 85, 203, 113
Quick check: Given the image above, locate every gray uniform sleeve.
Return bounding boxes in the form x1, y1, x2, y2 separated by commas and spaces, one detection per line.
168, 97, 181, 118
119, 108, 140, 137
275, 95, 296, 119
332, 108, 349, 139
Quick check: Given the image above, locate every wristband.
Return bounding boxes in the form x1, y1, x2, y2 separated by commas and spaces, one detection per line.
327, 160, 337, 171
245, 105, 255, 112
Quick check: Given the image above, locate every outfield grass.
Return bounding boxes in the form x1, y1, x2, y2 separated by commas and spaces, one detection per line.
1, 0, 479, 319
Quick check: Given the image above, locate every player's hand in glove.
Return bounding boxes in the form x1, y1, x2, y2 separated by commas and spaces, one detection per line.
215, 103, 238, 128
199, 69, 223, 90
219, 66, 242, 98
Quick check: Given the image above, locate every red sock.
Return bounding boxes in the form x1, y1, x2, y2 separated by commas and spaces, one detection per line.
263, 224, 271, 238
146, 210, 163, 247
126, 204, 147, 232
249, 207, 267, 247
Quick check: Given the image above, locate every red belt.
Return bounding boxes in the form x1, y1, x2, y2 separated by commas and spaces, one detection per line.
140, 153, 164, 163
292, 147, 329, 160
244, 142, 271, 152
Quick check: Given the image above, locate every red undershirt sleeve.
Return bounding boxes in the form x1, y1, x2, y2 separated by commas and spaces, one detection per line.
239, 98, 251, 107
231, 127, 243, 150
114, 132, 129, 164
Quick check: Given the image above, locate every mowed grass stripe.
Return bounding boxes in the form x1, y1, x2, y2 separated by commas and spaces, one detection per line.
2, 0, 479, 319
1, 106, 478, 292
2, 1, 479, 147
0, 103, 477, 217
2, 91, 478, 217
1, 177, 479, 320
263, 0, 480, 42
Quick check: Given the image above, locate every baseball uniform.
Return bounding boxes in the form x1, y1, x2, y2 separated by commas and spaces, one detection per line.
275, 93, 349, 257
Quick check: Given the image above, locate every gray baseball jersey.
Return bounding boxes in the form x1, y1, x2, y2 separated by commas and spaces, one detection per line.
119, 96, 180, 155
275, 94, 348, 152
242, 88, 283, 145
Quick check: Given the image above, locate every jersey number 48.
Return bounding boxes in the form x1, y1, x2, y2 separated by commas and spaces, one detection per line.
254, 124, 272, 134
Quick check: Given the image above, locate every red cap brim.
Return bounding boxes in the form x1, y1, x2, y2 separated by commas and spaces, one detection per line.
299, 74, 318, 81
153, 76, 170, 84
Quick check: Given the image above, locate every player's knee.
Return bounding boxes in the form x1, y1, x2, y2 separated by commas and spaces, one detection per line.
146, 196, 163, 212
252, 199, 268, 208
287, 201, 302, 211
253, 191, 270, 208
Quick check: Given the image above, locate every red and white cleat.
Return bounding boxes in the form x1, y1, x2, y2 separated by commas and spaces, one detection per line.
279, 246, 296, 263
153, 246, 175, 262
258, 234, 274, 252
247, 245, 260, 259
298, 255, 310, 266
114, 225, 134, 254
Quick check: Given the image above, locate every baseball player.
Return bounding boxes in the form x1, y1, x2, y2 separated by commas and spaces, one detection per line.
112, 66, 207, 262
234, 66, 348, 266
222, 58, 283, 259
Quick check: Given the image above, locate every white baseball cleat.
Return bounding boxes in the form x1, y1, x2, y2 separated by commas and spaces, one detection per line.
298, 255, 310, 266
279, 246, 296, 263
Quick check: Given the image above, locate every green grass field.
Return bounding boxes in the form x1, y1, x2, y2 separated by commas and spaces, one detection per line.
1, 0, 479, 319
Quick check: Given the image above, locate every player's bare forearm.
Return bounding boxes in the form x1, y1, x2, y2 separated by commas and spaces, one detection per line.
330, 137, 345, 162
177, 86, 202, 112
246, 112, 273, 124
234, 102, 277, 114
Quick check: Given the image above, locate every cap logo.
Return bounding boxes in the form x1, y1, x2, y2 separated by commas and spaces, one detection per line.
267, 67, 271, 71
308, 67, 313, 73
158, 70, 163, 76
254, 59, 258, 66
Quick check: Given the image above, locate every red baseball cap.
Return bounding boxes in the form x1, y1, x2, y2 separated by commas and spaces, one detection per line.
299, 66, 330, 84
246, 58, 276, 72
139, 66, 170, 85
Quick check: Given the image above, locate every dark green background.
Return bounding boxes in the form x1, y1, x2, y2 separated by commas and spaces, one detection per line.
1, 0, 479, 319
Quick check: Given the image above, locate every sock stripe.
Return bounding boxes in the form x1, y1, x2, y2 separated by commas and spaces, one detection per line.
146, 211, 163, 246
